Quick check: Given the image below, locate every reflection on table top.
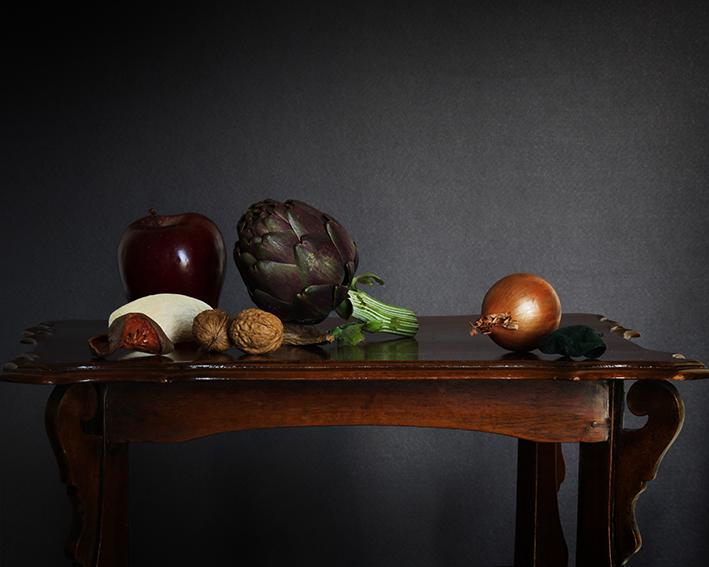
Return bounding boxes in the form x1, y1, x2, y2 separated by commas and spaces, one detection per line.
2, 315, 706, 384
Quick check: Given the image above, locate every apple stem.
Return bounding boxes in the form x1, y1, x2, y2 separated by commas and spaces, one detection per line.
148, 208, 158, 217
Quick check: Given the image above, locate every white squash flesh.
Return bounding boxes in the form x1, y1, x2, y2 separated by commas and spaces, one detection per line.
108, 293, 212, 343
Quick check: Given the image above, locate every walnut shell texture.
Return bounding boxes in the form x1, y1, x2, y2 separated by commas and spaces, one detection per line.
193, 309, 231, 352
229, 308, 284, 354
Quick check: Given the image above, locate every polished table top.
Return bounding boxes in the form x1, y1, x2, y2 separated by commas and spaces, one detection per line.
2, 314, 707, 384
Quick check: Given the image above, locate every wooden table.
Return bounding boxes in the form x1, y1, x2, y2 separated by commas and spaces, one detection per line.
2, 314, 707, 567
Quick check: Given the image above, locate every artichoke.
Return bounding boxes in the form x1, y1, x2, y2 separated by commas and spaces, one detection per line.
234, 199, 418, 338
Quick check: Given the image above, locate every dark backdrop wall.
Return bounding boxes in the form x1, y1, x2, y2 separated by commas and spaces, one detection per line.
2, 2, 709, 565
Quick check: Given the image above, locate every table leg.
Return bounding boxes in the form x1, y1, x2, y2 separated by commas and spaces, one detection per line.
514, 440, 568, 567
576, 380, 684, 566
46, 384, 129, 567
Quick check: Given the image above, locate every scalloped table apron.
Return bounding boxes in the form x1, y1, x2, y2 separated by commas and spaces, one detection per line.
2, 314, 707, 567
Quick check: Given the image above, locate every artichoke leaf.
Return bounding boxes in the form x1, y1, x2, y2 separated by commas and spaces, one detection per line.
326, 220, 359, 267
336, 298, 353, 319
294, 236, 345, 285
250, 288, 295, 315
286, 204, 326, 240
234, 250, 258, 269
293, 284, 339, 324
257, 231, 300, 263
252, 260, 305, 302
257, 211, 291, 235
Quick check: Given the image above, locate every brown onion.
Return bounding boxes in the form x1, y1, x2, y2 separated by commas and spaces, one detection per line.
470, 273, 561, 352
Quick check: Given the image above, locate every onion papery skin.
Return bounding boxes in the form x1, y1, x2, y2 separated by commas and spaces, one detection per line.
479, 273, 561, 352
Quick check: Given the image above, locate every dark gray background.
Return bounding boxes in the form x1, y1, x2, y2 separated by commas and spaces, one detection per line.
2, 1, 709, 565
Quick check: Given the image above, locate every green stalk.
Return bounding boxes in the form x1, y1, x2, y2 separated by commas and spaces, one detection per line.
346, 273, 419, 337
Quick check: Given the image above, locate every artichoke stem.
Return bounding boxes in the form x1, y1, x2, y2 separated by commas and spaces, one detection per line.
347, 289, 419, 337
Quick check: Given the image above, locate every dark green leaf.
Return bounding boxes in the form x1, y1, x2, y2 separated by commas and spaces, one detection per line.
330, 322, 366, 346
539, 325, 606, 359
352, 272, 385, 288
336, 299, 353, 319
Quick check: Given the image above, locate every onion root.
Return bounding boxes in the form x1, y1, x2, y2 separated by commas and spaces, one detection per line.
469, 313, 519, 336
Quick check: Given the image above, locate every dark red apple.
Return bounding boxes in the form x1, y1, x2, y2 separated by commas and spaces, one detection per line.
118, 209, 226, 306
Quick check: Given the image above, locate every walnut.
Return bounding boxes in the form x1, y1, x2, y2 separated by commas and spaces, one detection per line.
192, 309, 231, 352
229, 308, 284, 354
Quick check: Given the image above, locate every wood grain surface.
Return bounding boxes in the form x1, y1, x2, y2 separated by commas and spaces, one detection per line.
105, 379, 610, 444
2, 315, 706, 384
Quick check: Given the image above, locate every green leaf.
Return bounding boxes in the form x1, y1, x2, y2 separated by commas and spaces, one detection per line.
539, 325, 607, 359
336, 298, 353, 320
330, 322, 367, 346
351, 272, 385, 289
363, 319, 384, 333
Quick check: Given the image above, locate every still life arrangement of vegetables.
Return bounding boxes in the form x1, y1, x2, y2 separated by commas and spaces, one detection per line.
88, 200, 605, 359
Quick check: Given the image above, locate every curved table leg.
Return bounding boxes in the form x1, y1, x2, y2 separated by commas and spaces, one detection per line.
576, 380, 684, 566
514, 440, 568, 567
46, 384, 129, 566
